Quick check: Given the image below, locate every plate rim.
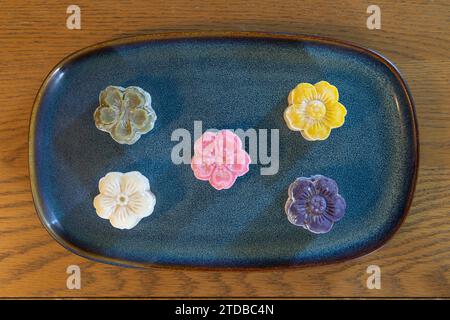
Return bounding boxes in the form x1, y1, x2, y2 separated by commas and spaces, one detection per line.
28, 31, 419, 270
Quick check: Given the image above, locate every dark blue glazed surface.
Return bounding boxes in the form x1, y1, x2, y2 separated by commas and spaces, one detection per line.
31, 35, 417, 268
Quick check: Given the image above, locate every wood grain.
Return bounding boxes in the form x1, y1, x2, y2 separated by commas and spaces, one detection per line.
0, 0, 449, 297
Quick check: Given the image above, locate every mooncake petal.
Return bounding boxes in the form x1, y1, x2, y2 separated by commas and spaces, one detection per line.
314, 81, 339, 103
299, 129, 315, 141
98, 172, 122, 196
290, 178, 315, 200
96, 106, 118, 125
215, 130, 243, 152
191, 156, 216, 180
194, 131, 217, 155
288, 83, 317, 104
305, 215, 334, 234
123, 87, 146, 109
315, 175, 338, 196
209, 167, 237, 190
93, 194, 116, 219
128, 191, 156, 217
286, 200, 308, 227
109, 206, 140, 230
324, 194, 347, 222
129, 108, 149, 128
225, 150, 251, 176
304, 122, 331, 140
100, 86, 123, 109
284, 104, 308, 131
120, 171, 150, 195
112, 119, 135, 143
131, 108, 156, 132
324, 101, 347, 129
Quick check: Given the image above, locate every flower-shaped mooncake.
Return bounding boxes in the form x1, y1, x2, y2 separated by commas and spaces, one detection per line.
285, 175, 346, 234
94, 86, 157, 145
284, 81, 347, 141
93, 171, 156, 230
191, 130, 251, 190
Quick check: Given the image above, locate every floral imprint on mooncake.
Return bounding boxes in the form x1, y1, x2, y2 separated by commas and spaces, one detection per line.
284, 81, 347, 141
191, 130, 251, 190
285, 175, 346, 234
94, 86, 157, 145
93, 171, 156, 230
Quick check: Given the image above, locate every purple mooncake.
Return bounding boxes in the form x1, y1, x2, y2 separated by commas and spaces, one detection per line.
285, 175, 346, 234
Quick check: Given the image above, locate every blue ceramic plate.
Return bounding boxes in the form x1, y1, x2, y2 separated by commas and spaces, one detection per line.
30, 32, 418, 268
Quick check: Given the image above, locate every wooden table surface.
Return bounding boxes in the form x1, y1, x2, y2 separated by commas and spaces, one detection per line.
0, 0, 448, 298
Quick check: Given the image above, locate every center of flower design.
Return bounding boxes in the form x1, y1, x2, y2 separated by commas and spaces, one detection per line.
116, 193, 129, 206
308, 195, 327, 215
305, 100, 326, 120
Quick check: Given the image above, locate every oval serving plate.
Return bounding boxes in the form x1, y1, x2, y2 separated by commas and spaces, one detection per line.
30, 32, 418, 268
